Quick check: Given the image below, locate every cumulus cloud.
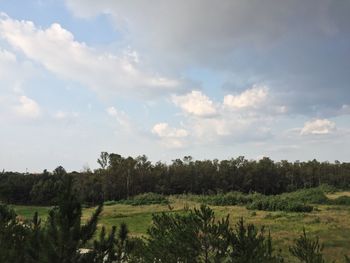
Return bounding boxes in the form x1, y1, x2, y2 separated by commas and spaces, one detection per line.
223, 85, 268, 109
169, 87, 275, 144
14, 95, 41, 119
172, 90, 217, 117
152, 122, 188, 138
152, 122, 188, 148
300, 119, 336, 135
186, 113, 273, 144
0, 14, 181, 98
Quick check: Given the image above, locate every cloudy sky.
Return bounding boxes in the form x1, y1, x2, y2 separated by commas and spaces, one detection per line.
0, 0, 349, 172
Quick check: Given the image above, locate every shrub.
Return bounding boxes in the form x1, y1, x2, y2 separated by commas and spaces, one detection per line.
145, 205, 283, 263
198, 191, 262, 206
116, 193, 169, 206
229, 218, 284, 263
247, 196, 313, 213
317, 184, 337, 194
0, 205, 28, 262
104, 200, 118, 206
329, 196, 350, 206
289, 228, 326, 263
282, 188, 328, 204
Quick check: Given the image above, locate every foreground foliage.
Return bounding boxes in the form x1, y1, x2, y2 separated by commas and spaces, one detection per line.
0, 176, 134, 263
289, 229, 326, 263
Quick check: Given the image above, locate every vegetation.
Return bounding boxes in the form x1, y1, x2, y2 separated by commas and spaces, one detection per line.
194, 187, 350, 213
289, 229, 326, 263
1, 153, 350, 262
111, 193, 169, 206
7, 190, 350, 262
196, 191, 261, 206
1, 153, 350, 206
247, 196, 314, 213
0, 175, 133, 263
329, 196, 350, 206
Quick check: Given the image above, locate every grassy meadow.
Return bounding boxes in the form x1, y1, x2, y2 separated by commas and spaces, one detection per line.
11, 192, 350, 262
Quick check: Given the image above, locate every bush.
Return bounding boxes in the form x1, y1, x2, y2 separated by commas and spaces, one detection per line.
145, 205, 283, 263
196, 190, 316, 212
116, 193, 169, 206
282, 188, 328, 204
329, 196, 350, 206
289, 228, 326, 263
247, 196, 313, 213
318, 184, 337, 194
198, 191, 262, 206
103, 200, 118, 206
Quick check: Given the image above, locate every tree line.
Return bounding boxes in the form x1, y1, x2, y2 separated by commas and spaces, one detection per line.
1, 152, 350, 205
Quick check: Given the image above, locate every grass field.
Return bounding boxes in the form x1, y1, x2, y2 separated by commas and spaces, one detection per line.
11, 193, 350, 262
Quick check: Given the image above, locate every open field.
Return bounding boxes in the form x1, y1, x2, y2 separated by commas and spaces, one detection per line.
11, 193, 350, 262
327, 191, 350, 199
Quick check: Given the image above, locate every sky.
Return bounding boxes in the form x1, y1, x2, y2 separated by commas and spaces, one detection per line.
0, 0, 349, 172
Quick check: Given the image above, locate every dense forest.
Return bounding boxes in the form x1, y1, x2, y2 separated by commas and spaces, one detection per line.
1, 152, 349, 205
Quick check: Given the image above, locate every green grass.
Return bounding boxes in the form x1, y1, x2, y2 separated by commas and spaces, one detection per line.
108, 192, 170, 206
11, 205, 51, 221
11, 193, 350, 262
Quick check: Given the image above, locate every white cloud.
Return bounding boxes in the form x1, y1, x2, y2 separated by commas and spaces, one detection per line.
0, 48, 41, 122
172, 90, 217, 117
0, 48, 16, 69
187, 114, 272, 144
152, 122, 188, 148
300, 119, 336, 135
54, 111, 66, 120
223, 85, 268, 109
106, 106, 131, 129
152, 122, 188, 138
0, 48, 35, 86
169, 86, 276, 144
14, 95, 41, 119
54, 110, 79, 120
0, 15, 181, 98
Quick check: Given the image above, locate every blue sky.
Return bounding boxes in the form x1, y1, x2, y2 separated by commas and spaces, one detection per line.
0, 0, 349, 172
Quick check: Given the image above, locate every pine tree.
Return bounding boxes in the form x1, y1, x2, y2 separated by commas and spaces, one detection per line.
86, 226, 118, 263
193, 205, 231, 263
289, 228, 326, 263
229, 218, 283, 263
0, 204, 28, 263
25, 212, 43, 263
41, 175, 103, 263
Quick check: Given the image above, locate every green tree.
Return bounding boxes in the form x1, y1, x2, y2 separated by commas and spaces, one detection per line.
146, 210, 200, 262
289, 228, 326, 263
0, 204, 28, 263
41, 175, 103, 263
193, 205, 231, 263
97, 152, 109, 170
229, 218, 283, 263
25, 212, 43, 263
